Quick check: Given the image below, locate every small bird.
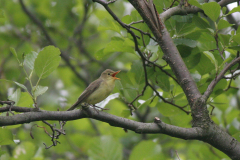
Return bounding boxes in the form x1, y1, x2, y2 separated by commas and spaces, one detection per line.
67, 69, 120, 111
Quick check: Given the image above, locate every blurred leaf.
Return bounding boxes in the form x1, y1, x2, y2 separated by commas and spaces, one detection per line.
34, 46, 61, 79
88, 136, 122, 160
196, 54, 215, 75
233, 34, 240, 45
0, 9, 5, 18
173, 38, 197, 48
10, 47, 19, 63
203, 51, 218, 70
188, 0, 202, 9
24, 51, 38, 70
155, 70, 170, 92
193, 16, 210, 29
12, 142, 36, 159
14, 81, 28, 92
228, 46, 240, 51
98, 18, 121, 34
129, 140, 162, 160
121, 109, 131, 118
0, 128, 14, 145
18, 92, 34, 107
158, 102, 178, 117
217, 19, 233, 30
130, 60, 145, 85
32, 85, 48, 98
202, 2, 220, 22
227, 6, 240, 15
8, 88, 21, 105
232, 132, 240, 142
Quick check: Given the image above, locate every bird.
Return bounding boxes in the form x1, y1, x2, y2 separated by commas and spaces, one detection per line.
67, 69, 120, 111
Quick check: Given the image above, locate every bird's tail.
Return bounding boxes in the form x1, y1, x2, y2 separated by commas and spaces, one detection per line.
67, 100, 80, 111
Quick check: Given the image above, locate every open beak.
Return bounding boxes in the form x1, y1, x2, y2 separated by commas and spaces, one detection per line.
112, 70, 120, 80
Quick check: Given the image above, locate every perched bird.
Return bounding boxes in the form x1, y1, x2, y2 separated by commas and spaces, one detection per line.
67, 69, 120, 111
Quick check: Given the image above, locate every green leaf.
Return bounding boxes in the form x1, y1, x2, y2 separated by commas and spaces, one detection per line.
227, 6, 240, 15
18, 92, 34, 107
14, 81, 28, 92
130, 60, 145, 85
98, 18, 121, 34
34, 46, 61, 79
222, 7, 227, 14
10, 47, 19, 63
129, 140, 162, 160
0, 128, 14, 145
232, 132, 240, 142
104, 37, 134, 54
203, 51, 218, 70
157, 102, 178, 117
217, 19, 233, 30
202, 2, 221, 22
228, 46, 240, 51
196, 54, 215, 75
0, 9, 5, 18
12, 142, 36, 159
24, 51, 38, 70
188, 0, 202, 9
121, 109, 131, 118
233, 34, 240, 45
175, 22, 196, 36
8, 88, 21, 105
155, 70, 170, 92
173, 38, 197, 48
88, 136, 122, 160
193, 15, 210, 29
32, 85, 48, 98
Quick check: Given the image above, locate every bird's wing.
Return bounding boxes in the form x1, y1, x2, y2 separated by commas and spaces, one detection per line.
67, 79, 103, 111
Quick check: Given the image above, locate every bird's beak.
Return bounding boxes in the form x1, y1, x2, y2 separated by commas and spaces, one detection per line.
112, 70, 120, 80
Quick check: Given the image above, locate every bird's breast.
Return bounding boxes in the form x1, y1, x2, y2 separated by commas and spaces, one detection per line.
85, 79, 115, 105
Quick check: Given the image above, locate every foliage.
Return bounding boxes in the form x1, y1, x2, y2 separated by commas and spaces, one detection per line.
0, 0, 240, 159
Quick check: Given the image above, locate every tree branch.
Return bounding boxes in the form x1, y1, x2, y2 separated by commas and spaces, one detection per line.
0, 107, 201, 140
160, 0, 237, 22
203, 57, 240, 100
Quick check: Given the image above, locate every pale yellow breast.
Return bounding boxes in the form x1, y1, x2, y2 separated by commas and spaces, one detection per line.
85, 78, 115, 105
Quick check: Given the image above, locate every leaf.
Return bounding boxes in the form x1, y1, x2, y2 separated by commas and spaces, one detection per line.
8, 88, 21, 105
88, 136, 122, 160
155, 70, 170, 92
188, 0, 202, 9
193, 15, 210, 29
34, 46, 61, 79
217, 19, 233, 30
24, 51, 38, 70
228, 46, 240, 51
173, 38, 197, 48
203, 51, 218, 70
98, 18, 121, 34
121, 109, 131, 118
0, 9, 5, 18
129, 141, 162, 160
0, 128, 14, 145
10, 47, 19, 62
157, 102, 178, 117
196, 54, 215, 75
14, 81, 28, 92
12, 142, 36, 160
104, 37, 134, 54
17, 92, 34, 107
233, 33, 240, 45
202, 2, 221, 22
130, 60, 145, 85
227, 6, 240, 15
32, 85, 48, 98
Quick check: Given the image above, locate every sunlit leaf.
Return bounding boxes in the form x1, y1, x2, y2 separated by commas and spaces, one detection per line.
202, 2, 220, 22
0, 128, 14, 145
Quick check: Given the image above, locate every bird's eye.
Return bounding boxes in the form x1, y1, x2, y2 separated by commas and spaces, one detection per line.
108, 73, 110, 75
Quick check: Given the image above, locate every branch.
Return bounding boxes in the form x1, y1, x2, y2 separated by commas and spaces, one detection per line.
0, 107, 201, 140
160, 0, 237, 22
203, 57, 240, 99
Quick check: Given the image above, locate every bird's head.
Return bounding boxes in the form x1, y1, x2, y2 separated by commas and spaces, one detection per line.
101, 69, 120, 80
